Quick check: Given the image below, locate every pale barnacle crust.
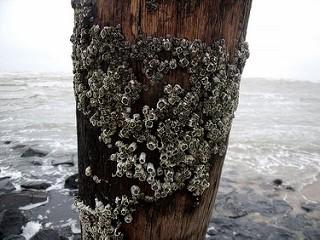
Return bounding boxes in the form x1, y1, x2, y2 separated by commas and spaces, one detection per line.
71, 0, 249, 238
75, 197, 136, 240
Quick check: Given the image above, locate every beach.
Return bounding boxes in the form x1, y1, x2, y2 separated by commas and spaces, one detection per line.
0, 73, 319, 239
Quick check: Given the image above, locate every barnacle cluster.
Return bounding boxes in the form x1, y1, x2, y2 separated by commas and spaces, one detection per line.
76, 196, 136, 240
145, 0, 159, 11
71, 0, 249, 239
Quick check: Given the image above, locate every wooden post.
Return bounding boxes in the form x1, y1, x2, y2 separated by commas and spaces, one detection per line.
72, 0, 252, 239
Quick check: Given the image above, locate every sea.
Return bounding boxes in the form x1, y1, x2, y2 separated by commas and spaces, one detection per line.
0, 73, 319, 237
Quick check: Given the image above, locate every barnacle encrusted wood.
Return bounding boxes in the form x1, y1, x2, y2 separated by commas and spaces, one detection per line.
71, 0, 249, 239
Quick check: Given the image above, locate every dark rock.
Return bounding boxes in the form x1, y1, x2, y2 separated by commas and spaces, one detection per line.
208, 217, 296, 240
64, 174, 78, 189
245, 199, 292, 216
29, 229, 67, 240
71, 235, 81, 240
30, 229, 60, 240
0, 190, 47, 211
215, 190, 292, 218
285, 186, 295, 191
11, 144, 26, 150
4, 141, 11, 145
208, 218, 239, 239
21, 148, 47, 158
56, 225, 80, 240
273, 179, 283, 186
21, 181, 51, 190
272, 199, 293, 215
0, 209, 27, 239
51, 158, 74, 166
304, 229, 320, 240
301, 202, 320, 213
279, 214, 313, 231
3, 235, 26, 240
0, 177, 15, 194
207, 227, 218, 236
265, 227, 296, 240
31, 160, 43, 166
214, 191, 248, 218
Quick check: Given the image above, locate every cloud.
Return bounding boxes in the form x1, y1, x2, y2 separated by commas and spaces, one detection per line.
0, 0, 319, 81
243, 0, 320, 81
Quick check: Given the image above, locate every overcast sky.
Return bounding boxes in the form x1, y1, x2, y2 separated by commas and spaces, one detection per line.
0, 0, 319, 81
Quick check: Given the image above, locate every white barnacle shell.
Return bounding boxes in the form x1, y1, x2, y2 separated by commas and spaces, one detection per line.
121, 95, 130, 106
175, 46, 183, 55
110, 153, 117, 161
126, 107, 132, 113
146, 162, 155, 173
92, 175, 101, 183
146, 141, 157, 151
138, 173, 147, 182
165, 170, 174, 179
206, 62, 216, 72
179, 142, 188, 151
169, 59, 177, 70
85, 166, 92, 176
133, 113, 140, 120
142, 105, 150, 115
121, 207, 128, 216
145, 119, 153, 129
148, 111, 157, 121
164, 84, 173, 94
130, 185, 140, 196
180, 38, 189, 48
121, 196, 130, 206
128, 142, 137, 152
95, 198, 104, 208
115, 141, 123, 147
184, 155, 195, 165
157, 167, 163, 176
100, 26, 112, 39
173, 84, 183, 95
147, 175, 155, 184
151, 181, 160, 191
160, 153, 168, 162
139, 152, 146, 164
126, 171, 133, 178
91, 25, 100, 35
162, 39, 172, 51
124, 213, 133, 223
179, 58, 189, 68
96, 200, 105, 211
154, 191, 161, 199
156, 98, 167, 111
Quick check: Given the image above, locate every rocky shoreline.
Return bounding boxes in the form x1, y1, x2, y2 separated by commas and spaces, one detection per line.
1, 142, 319, 240
207, 180, 320, 240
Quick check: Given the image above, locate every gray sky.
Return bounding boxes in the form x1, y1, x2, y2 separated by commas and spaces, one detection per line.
0, 0, 319, 81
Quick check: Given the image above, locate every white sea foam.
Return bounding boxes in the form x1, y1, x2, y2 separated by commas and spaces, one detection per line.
0, 167, 22, 180
19, 198, 49, 210
22, 221, 42, 240
61, 218, 81, 234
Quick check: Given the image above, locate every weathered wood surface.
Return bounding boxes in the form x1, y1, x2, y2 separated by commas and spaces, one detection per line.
77, 0, 252, 239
